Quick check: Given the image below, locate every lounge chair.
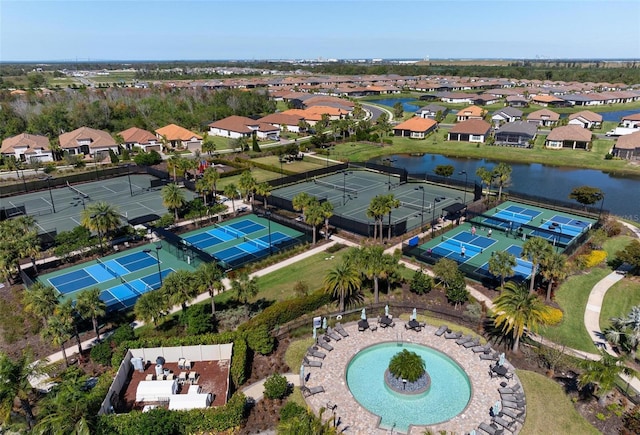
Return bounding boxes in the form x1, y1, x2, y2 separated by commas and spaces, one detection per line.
500, 408, 525, 423
326, 327, 341, 341
317, 340, 333, 352
444, 331, 462, 339
498, 384, 521, 394
478, 422, 504, 435
301, 385, 325, 397
358, 319, 369, 332
335, 323, 349, 337
492, 416, 517, 432
307, 347, 326, 359
502, 400, 524, 410
455, 335, 474, 345
480, 351, 500, 361
472, 343, 492, 353
303, 356, 322, 368
435, 325, 448, 336
463, 338, 481, 348
500, 393, 525, 402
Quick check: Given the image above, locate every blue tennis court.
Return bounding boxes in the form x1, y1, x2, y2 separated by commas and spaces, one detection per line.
485, 204, 542, 228
476, 245, 533, 280
99, 268, 174, 309
429, 231, 497, 264
540, 215, 592, 237
115, 251, 159, 273
183, 228, 235, 250
228, 220, 265, 234
213, 231, 293, 267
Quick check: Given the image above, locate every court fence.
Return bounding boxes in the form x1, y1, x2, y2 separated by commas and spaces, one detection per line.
506, 190, 608, 220
152, 226, 218, 269
407, 172, 483, 202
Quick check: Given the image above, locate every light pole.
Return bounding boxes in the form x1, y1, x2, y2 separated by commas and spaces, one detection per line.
342, 171, 351, 206
144, 244, 163, 287
265, 211, 273, 255
383, 158, 397, 190
126, 164, 134, 197
458, 170, 468, 205
415, 186, 425, 230
43, 176, 56, 213
431, 198, 437, 239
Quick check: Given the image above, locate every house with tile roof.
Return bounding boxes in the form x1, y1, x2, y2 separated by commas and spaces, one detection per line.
155, 124, 203, 151
531, 94, 566, 107
118, 127, 160, 152
415, 104, 448, 120
506, 95, 529, 108
59, 127, 118, 157
621, 113, 640, 129
456, 105, 485, 122
1, 133, 54, 163
392, 117, 438, 139
613, 131, 640, 160
491, 107, 523, 125
545, 125, 592, 150
447, 119, 492, 143
494, 121, 537, 147
258, 113, 305, 133
208, 115, 279, 140
526, 109, 560, 127
568, 111, 603, 129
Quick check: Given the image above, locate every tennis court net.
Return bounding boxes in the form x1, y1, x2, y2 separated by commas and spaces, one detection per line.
401, 201, 428, 212
244, 236, 271, 251
67, 181, 90, 199
494, 207, 532, 223
542, 219, 586, 235
314, 178, 358, 195
215, 224, 243, 238
96, 258, 120, 279
441, 235, 483, 254
120, 276, 142, 296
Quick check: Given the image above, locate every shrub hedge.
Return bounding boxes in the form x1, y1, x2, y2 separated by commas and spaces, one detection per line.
249, 160, 297, 176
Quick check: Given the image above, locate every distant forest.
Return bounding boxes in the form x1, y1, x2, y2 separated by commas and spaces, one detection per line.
2, 60, 640, 84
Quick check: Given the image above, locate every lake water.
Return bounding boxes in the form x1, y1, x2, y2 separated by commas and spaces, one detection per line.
374, 154, 640, 222
375, 98, 422, 113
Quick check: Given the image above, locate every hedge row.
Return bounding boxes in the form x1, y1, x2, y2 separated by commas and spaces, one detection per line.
230, 337, 248, 388
95, 392, 247, 434
249, 160, 297, 176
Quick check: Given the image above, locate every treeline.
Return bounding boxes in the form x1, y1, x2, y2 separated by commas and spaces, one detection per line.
0, 88, 275, 140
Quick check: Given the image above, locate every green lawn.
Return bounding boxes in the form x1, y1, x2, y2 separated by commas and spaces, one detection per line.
217, 167, 280, 190
602, 235, 634, 260
600, 279, 640, 331
539, 268, 612, 353
518, 370, 600, 435
252, 155, 326, 173
252, 249, 349, 303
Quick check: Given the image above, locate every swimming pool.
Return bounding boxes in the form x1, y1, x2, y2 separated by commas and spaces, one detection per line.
346, 342, 471, 432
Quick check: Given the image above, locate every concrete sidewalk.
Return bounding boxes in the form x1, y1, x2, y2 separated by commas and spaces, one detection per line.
241, 373, 300, 402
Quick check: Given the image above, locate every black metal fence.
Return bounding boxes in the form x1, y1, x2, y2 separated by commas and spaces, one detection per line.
408, 172, 483, 202
506, 190, 607, 219
152, 226, 218, 269
265, 163, 349, 189
350, 161, 408, 184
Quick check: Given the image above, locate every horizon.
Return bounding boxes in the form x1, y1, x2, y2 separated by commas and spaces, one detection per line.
1, 0, 639, 62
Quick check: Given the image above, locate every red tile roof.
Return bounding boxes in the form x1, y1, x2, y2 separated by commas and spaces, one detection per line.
59, 127, 116, 149
546, 125, 592, 142
456, 105, 484, 117
1, 133, 51, 154
527, 109, 560, 121
568, 111, 603, 123
258, 113, 304, 126
448, 119, 492, 135
614, 131, 640, 149
208, 116, 257, 134
156, 124, 202, 141
119, 127, 157, 144
393, 117, 437, 132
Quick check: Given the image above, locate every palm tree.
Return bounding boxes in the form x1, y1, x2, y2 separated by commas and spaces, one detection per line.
277, 407, 337, 435
75, 288, 106, 341
167, 152, 183, 182
196, 262, 224, 321
41, 312, 72, 367
476, 166, 493, 200
359, 246, 387, 303
292, 192, 314, 218
320, 201, 334, 240
255, 182, 272, 210
0, 350, 48, 429
203, 166, 220, 199
521, 237, 553, 294
238, 170, 257, 209
488, 251, 517, 290
57, 299, 84, 355
224, 183, 239, 213
604, 306, 640, 358
22, 282, 59, 328
161, 183, 186, 220
134, 291, 167, 328
231, 271, 259, 305
365, 195, 385, 243
539, 251, 568, 302
578, 351, 637, 406
195, 178, 210, 206
80, 201, 122, 240
383, 194, 400, 241
492, 162, 512, 201
202, 132, 216, 156
493, 281, 552, 353
161, 269, 199, 318
324, 259, 362, 312
304, 200, 325, 245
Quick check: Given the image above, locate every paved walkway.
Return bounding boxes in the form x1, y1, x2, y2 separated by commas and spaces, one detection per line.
241, 373, 300, 402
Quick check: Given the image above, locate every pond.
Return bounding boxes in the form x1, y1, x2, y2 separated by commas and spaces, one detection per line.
374, 98, 422, 113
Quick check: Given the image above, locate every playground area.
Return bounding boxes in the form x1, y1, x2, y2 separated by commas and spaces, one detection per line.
406, 201, 597, 282
38, 245, 189, 311
271, 169, 471, 236
179, 214, 306, 269
0, 174, 195, 234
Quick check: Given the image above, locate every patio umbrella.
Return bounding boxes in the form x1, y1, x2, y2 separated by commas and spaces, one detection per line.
498, 352, 506, 367
300, 364, 305, 386
384, 305, 389, 317
322, 317, 327, 330
492, 400, 502, 416
312, 326, 317, 341
412, 308, 417, 321
361, 308, 367, 320
469, 431, 477, 435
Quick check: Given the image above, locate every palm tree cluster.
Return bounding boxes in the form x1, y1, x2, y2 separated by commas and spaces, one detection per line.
292, 192, 334, 244
324, 246, 401, 311
604, 306, 640, 358
0, 216, 40, 284
476, 162, 512, 202
388, 349, 426, 382
366, 193, 400, 243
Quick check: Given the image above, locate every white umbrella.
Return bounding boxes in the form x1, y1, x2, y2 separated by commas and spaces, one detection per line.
361, 308, 366, 320
492, 400, 502, 416
300, 364, 305, 386
498, 352, 506, 367
384, 305, 389, 317
322, 317, 327, 330
312, 326, 317, 341
412, 308, 417, 321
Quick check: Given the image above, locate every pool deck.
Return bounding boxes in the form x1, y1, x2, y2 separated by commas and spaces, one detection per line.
303, 321, 523, 435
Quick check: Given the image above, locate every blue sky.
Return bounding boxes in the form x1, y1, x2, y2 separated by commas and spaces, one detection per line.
1, 0, 639, 62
